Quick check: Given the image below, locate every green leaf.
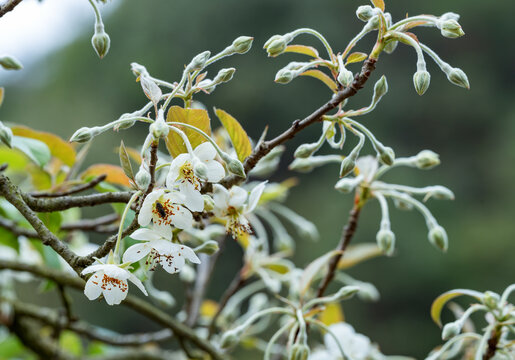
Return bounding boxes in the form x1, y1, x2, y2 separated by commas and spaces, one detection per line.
11, 126, 76, 166
214, 108, 252, 161
11, 136, 51, 167
118, 140, 134, 180
299, 249, 343, 297
284, 45, 319, 58
300, 70, 338, 92
165, 106, 211, 157
430, 289, 484, 327
0, 227, 19, 252
38, 211, 62, 234
345, 52, 368, 65
59, 331, 83, 356
0, 147, 28, 171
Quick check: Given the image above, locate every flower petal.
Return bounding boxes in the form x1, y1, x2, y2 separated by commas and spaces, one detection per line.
166, 154, 189, 188
81, 264, 106, 276
128, 273, 148, 296
213, 184, 230, 211
246, 181, 267, 213
84, 272, 102, 300
149, 239, 174, 254
102, 264, 131, 280
194, 142, 216, 161
130, 228, 163, 241
228, 186, 247, 209
171, 243, 201, 264
169, 205, 193, 230
138, 189, 165, 226
102, 278, 128, 305
179, 182, 204, 212
204, 160, 225, 183
122, 243, 152, 264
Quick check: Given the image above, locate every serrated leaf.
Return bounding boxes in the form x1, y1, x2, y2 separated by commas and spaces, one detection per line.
214, 108, 252, 161
11, 136, 51, 167
284, 45, 320, 58
300, 250, 343, 297
371, 0, 385, 11
338, 243, 383, 269
300, 70, 338, 92
431, 289, 484, 327
165, 106, 211, 157
319, 302, 344, 326
346, 52, 368, 65
11, 126, 76, 166
118, 141, 134, 180
81, 164, 130, 187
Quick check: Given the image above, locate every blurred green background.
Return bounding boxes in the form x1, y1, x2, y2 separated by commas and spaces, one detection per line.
2, 0, 515, 358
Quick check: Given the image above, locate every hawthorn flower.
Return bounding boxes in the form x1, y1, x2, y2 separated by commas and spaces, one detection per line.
138, 189, 194, 232
122, 227, 200, 274
212, 182, 267, 238
82, 263, 147, 305
166, 142, 225, 212
309, 323, 374, 360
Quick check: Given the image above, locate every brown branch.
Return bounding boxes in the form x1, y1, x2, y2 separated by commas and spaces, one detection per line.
316, 203, 362, 298
30, 174, 107, 198
0, 0, 23, 18
483, 326, 501, 360
0, 216, 39, 238
220, 58, 377, 189
145, 141, 159, 196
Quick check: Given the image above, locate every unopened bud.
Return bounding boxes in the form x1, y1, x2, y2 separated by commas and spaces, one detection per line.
220, 152, 246, 178
439, 19, 465, 38
193, 158, 209, 180
384, 40, 398, 54
231, 36, 254, 54
376, 228, 395, 256
373, 75, 388, 102
264, 35, 289, 57
149, 110, 169, 139
294, 143, 318, 158
413, 70, 431, 96
428, 225, 448, 252
0, 55, 23, 70
203, 195, 215, 212
130, 62, 148, 77
0, 121, 13, 148
426, 186, 455, 201
339, 157, 356, 178
335, 177, 360, 194
333, 285, 360, 300
378, 146, 395, 166
91, 23, 110, 59
415, 150, 440, 169
356, 5, 375, 22
440, 12, 460, 22
187, 51, 211, 71
135, 165, 151, 189
214, 68, 236, 84
275, 68, 295, 84
69, 126, 102, 143
442, 321, 461, 340
195, 240, 219, 255
289, 343, 310, 360
179, 264, 196, 283
446, 67, 470, 90
483, 291, 500, 310
337, 67, 354, 87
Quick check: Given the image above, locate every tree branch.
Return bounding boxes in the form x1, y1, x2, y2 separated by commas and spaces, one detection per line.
0, 0, 23, 18
0, 216, 39, 238
220, 58, 377, 188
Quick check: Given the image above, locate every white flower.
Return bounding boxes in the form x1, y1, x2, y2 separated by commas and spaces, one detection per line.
122, 227, 200, 274
166, 142, 225, 212
138, 189, 194, 232
82, 263, 148, 305
356, 156, 379, 183
212, 182, 267, 238
309, 322, 373, 360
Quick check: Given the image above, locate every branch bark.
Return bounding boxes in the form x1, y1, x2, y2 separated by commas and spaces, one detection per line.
0, 0, 23, 18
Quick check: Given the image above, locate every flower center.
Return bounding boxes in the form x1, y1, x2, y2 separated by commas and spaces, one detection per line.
101, 274, 128, 292
152, 198, 179, 226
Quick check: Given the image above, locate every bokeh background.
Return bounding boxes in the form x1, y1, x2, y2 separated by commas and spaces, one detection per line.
1, 0, 514, 358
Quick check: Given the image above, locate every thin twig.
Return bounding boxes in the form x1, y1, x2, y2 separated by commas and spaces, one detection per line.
483, 326, 501, 360
30, 174, 107, 198
0, 0, 23, 18
0, 216, 39, 238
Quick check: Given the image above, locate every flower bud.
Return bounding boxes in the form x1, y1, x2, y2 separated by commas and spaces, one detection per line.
413, 70, 431, 96
440, 12, 460, 22
187, 51, 211, 71
0, 121, 13, 148
0, 55, 23, 70
356, 282, 380, 302
69, 126, 102, 143
220, 329, 241, 348
446, 67, 470, 89
482, 291, 500, 310
265, 36, 289, 57
426, 186, 455, 201
149, 109, 169, 139
337, 67, 354, 87
378, 146, 395, 166
289, 343, 310, 360
91, 24, 110, 59
334, 285, 360, 300
439, 19, 465, 38
356, 5, 375, 22
203, 195, 215, 212
231, 36, 254, 54
275, 68, 295, 84
130, 62, 148, 77
415, 150, 440, 169
442, 321, 461, 340
135, 165, 151, 189
214, 68, 236, 84
335, 177, 360, 194
376, 228, 395, 256
384, 40, 398, 54
195, 240, 219, 255
220, 152, 246, 178
294, 143, 318, 159
339, 157, 356, 178
179, 264, 196, 283
428, 225, 448, 252
373, 75, 388, 102
193, 158, 209, 180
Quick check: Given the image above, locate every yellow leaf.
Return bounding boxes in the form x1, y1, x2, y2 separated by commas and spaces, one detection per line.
0, 87, 4, 107
338, 243, 383, 269
371, 0, 385, 11
300, 70, 338, 92
346, 52, 368, 65
319, 302, 344, 326
165, 106, 211, 157
11, 126, 76, 166
200, 300, 219, 319
431, 289, 483, 327
81, 164, 130, 187
214, 108, 252, 162
125, 146, 142, 165
284, 45, 319, 58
